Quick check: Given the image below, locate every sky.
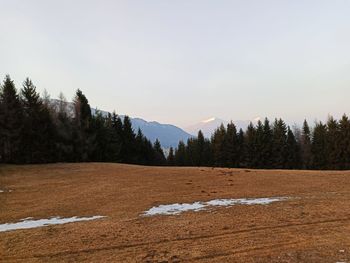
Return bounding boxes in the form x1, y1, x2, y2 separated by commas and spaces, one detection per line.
0, 0, 349, 128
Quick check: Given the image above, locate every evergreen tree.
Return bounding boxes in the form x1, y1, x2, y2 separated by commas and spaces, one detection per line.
0, 75, 23, 163
73, 89, 93, 161
202, 136, 212, 167
326, 116, 340, 169
245, 122, 256, 167
261, 118, 273, 168
90, 111, 110, 161
254, 120, 265, 168
110, 112, 123, 162
285, 126, 301, 169
338, 114, 350, 169
121, 115, 136, 163
135, 128, 146, 164
224, 122, 238, 167
196, 130, 206, 166
237, 128, 245, 167
175, 141, 186, 166
300, 120, 312, 169
167, 147, 175, 165
311, 122, 328, 169
142, 137, 156, 165
153, 139, 166, 165
185, 137, 196, 166
20, 78, 55, 163
211, 124, 226, 166
53, 92, 74, 162
272, 118, 288, 168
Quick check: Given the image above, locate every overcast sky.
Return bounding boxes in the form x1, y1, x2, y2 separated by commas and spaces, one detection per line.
1, 0, 349, 127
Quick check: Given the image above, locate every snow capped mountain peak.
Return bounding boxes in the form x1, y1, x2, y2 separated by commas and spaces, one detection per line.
184, 117, 262, 138
202, 117, 217, 123
253, 116, 262, 122
185, 117, 228, 137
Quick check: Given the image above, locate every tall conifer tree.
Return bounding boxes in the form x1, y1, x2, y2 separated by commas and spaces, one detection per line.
300, 120, 312, 169
0, 75, 23, 163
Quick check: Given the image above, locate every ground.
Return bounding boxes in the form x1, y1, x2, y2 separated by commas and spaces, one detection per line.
1, 163, 350, 262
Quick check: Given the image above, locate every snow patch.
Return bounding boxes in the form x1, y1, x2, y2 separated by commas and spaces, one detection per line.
0, 216, 105, 232
0, 189, 12, 193
145, 202, 206, 216
143, 197, 289, 216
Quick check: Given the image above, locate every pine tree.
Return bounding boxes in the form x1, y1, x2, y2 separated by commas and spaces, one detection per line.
175, 141, 186, 166
0, 75, 23, 163
285, 126, 300, 169
121, 115, 136, 163
196, 130, 206, 166
300, 120, 312, 169
261, 118, 273, 168
245, 122, 256, 167
211, 124, 226, 166
134, 128, 146, 164
311, 122, 328, 169
326, 116, 340, 169
202, 136, 212, 167
186, 137, 196, 166
73, 89, 93, 161
338, 114, 350, 169
254, 120, 265, 168
110, 112, 123, 162
224, 122, 238, 167
142, 137, 156, 165
237, 128, 245, 167
272, 118, 288, 168
153, 139, 166, 165
20, 78, 55, 163
167, 147, 175, 165
53, 92, 74, 162
90, 111, 109, 161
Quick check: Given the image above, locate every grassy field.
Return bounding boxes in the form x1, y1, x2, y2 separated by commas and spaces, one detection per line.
1, 163, 350, 262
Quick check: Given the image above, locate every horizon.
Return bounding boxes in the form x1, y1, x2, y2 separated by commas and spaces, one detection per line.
1, 0, 349, 127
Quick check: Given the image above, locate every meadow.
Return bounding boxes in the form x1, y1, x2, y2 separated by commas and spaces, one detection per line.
1, 163, 350, 262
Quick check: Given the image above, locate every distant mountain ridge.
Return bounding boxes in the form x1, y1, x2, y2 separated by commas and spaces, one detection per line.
184, 117, 261, 138
49, 99, 192, 148
128, 117, 192, 148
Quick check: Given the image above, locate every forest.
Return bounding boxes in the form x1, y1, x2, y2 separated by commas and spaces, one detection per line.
0, 75, 166, 165
1, 75, 349, 170
170, 116, 350, 170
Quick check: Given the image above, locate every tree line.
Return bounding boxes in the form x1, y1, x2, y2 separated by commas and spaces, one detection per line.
168, 117, 350, 170
0, 75, 166, 165
1, 75, 349, 170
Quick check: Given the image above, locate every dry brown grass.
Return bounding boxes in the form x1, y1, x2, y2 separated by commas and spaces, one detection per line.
1, 163, 350, 262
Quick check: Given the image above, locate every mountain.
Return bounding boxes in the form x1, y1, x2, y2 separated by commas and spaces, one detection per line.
184, 117, 261, 138
185, 117, 228, 138
130, 118, 192, 148
49, 99, 192, 148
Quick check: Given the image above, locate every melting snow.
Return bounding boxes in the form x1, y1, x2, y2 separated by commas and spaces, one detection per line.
0, 189, 12, 193
0, 216, 105, 232
145, 202, 206, 215
143, 197, 289, 216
